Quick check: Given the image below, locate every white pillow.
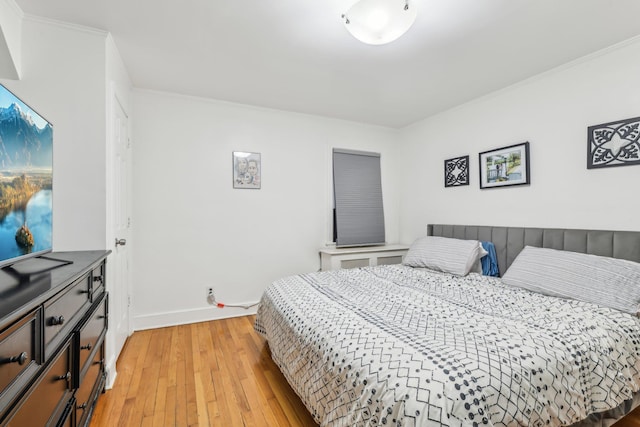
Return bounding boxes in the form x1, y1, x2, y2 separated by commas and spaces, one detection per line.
502, 246, 640, 315
403, 236, 487, 276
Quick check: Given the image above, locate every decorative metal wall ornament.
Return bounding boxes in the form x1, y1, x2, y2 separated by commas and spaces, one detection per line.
444, 155, 469, 187
587, 116, 640, 169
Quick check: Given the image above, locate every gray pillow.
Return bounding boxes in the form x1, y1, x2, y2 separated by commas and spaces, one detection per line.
403, 236, 486, 276
502, 246, 640, 315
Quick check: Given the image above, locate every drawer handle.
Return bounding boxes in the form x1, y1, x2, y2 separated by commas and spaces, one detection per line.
77, 402, 88, 410
81, 343, 93, 351
0, 351, 28, 366
93, 276, 103, 284
56, 371, 71, 381
49, 315, 65, 326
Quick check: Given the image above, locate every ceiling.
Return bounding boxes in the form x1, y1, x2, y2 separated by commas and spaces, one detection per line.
13, 0, 640, 128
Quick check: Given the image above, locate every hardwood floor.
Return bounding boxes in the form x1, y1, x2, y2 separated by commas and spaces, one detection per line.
90, 315, 317, 427
91, 315, 640, 427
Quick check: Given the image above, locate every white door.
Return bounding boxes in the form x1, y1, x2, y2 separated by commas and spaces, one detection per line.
112, 95, 131, 359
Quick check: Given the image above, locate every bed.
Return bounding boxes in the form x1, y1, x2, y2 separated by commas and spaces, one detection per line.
255, 224, 640, 426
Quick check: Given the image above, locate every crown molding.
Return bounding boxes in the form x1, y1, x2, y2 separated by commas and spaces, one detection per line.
2, 0, 24, 19
22, 13, 108, 37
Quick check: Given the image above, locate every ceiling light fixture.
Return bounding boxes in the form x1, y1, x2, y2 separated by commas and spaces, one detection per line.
342, 0, 417, 45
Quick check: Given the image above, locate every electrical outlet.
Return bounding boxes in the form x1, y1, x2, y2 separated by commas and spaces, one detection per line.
206, 287, 215, 304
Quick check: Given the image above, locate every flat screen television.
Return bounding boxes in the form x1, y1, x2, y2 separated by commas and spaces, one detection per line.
0, 84, 53, 269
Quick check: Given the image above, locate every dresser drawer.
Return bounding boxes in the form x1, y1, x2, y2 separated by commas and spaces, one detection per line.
44, 275, 91, 358
75, 345, 104, 427
75, 295, 107, 385
90, 263, 105, 302
58, 398, 75, 427
0, 309, 41, 416
2, 340, 72, 427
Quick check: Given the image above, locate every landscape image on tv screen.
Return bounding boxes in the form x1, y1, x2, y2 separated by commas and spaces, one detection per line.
0, 84, 53, 268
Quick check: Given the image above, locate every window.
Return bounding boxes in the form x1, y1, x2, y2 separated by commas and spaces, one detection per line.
332, 149, 385, 247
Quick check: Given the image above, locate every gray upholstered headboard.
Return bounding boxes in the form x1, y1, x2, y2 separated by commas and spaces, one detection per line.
428, 224, 640, 276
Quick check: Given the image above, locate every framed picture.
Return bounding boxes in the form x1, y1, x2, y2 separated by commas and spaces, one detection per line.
479, 142, 530, 189
444, 155, 469, 187
233, 151, 261, 189
587, 116, 640, 169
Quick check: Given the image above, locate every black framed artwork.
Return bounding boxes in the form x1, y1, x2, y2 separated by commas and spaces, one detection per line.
444, 155, 469, 187
479, 142, 530, 189
587, 116, 640, 169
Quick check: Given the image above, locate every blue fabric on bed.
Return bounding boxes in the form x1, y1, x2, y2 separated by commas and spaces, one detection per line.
481, 241, 500, 277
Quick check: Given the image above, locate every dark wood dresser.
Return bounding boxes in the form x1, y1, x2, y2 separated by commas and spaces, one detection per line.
0, 250, 110, 427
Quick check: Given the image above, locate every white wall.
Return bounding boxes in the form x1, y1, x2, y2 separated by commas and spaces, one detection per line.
0, 0, 22, 79
131, 90, 400, 329
1, 16, 109, 251
398, 37, 640, 243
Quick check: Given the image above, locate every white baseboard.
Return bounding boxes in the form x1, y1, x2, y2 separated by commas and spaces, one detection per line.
104, 356, 118, 389
133, 305, 259, 331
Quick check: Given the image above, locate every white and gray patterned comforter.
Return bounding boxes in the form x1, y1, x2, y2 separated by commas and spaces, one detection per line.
254, 265, 640, 427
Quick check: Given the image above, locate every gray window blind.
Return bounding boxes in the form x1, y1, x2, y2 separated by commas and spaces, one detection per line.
333, 149, 385, 247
